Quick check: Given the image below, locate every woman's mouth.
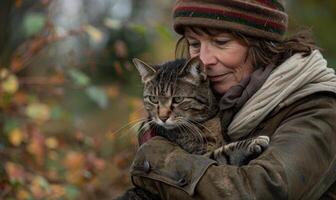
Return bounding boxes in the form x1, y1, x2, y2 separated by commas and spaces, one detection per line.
208, 73, 231, 82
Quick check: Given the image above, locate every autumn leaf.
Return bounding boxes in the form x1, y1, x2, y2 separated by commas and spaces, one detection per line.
16, 189, 31, 200
15, 0, 23, 7
30, 176, 50, 199
27, 132, 45, 164
5, 162, 26, 184
106, 85, 120, 99
26, 102, 51, 122
64, 152, 85, 171
49, 72, 65, 85
13, 91, 29, 105
45, 137, 59, 149
49, 184, 66, 199
10, 57, 25, 72
0, 69, 19, 94
84, 25, 104, 44
8, 128, 25, 146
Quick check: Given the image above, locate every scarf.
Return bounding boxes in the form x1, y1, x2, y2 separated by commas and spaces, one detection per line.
225, 50, 336, 140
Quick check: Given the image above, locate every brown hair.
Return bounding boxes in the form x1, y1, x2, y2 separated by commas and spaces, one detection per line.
175, 27, 320, 69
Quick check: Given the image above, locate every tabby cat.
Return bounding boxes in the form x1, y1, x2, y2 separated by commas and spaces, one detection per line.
116, 57, 269, 200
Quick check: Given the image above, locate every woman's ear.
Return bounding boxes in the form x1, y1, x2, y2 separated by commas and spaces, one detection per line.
178, 57, 207, 85
132, 58, 157, 83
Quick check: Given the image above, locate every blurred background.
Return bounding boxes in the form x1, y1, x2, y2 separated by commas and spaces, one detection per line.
0, 0, 335, 199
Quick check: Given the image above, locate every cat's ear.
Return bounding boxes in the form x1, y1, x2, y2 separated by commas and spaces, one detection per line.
132, 58, 157, 83
179, 57, 207, 85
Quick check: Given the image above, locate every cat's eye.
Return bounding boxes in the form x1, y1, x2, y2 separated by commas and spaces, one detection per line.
148, 96, 158, 104
173, 97, 184, 104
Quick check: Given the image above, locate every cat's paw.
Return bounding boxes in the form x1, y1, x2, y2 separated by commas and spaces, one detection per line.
248, 136, 270, 154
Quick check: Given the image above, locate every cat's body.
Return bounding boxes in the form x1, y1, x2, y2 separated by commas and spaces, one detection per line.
116, 58, 269, 200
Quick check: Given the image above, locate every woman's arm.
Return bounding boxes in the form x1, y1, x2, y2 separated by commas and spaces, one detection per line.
130, 93, 336, 199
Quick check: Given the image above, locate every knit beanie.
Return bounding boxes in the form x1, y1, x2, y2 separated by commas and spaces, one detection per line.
173, 0, 288, 41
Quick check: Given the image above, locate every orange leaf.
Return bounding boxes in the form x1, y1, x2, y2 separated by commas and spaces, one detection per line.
49, 73, 65, 85
10, 57, 25, 72
64, 152, 85, 170
45, 137, 59, 149
13, 91, 29, 105
15, 0, 22, 7
113, 61, 123, 75
27, 132, 45, 164
5, 162, 26, 183
8, 128, 25, 146
16, 189, 30, 200
106, 85, 120, 98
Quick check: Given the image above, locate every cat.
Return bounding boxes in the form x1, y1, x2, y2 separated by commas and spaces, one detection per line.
115, 57, 269, 200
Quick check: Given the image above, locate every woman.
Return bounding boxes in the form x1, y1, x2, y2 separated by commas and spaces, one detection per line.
129, 0, 336, 199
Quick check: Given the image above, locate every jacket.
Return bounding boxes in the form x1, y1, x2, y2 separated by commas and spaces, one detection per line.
130, 92, 336, 199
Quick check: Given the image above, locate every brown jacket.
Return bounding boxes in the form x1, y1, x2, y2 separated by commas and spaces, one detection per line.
130, 92, 336, 199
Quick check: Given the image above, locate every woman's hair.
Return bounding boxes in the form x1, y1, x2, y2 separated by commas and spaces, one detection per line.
175, 27, 320, 69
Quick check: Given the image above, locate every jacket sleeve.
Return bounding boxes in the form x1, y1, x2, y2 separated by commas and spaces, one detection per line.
130, 94, 336, 200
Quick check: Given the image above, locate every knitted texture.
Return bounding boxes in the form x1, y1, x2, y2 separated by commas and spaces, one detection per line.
173, 0, 288, 41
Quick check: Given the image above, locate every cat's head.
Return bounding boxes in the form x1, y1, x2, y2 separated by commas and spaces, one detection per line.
133, 57, 218, 130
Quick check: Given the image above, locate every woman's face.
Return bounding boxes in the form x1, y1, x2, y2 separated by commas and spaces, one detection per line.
185, 28, 253, 94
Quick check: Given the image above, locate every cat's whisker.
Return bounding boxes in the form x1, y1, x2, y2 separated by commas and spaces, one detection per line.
185, 120, 209, 153
132, 105, 146, 114
137, 120, 155, 135
111, 118, 147, 136
177, 118, 206, 153
127, 120, 149, 135
191, 120, 215, 137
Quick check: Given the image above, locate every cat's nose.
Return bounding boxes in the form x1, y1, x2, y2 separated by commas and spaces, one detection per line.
159, 116, 169, 122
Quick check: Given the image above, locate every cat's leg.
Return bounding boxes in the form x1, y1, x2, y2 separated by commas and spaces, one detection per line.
211, 136, 270, 166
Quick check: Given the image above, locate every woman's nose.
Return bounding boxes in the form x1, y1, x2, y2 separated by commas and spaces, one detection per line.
199, 43, 216, 67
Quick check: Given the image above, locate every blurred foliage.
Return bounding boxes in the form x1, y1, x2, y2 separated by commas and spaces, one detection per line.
0, 0, 172, 199
0, 0, 335, 199
288, 0, 336, 67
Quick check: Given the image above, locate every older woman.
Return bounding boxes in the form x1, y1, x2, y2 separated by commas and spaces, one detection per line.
127, 0, 336, 199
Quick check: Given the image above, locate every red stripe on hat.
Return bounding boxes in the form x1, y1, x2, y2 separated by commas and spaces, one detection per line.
175, 6, 286, 30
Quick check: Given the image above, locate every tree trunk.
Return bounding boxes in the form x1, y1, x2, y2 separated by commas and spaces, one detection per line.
0, 0, 14, 67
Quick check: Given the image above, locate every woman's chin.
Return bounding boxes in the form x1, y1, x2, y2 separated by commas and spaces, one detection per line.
212, 81, 237, 95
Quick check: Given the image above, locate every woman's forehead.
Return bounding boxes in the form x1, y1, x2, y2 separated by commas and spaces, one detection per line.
184, 27, 232, 38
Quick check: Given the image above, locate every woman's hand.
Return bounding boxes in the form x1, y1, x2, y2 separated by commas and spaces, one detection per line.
131, 136, 216, 196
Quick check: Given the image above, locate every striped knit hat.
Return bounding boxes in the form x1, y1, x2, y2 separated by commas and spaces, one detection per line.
173, 0, 288, 41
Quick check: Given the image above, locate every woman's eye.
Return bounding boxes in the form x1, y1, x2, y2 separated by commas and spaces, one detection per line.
148, 96, 158, 104
189, 42, 200, 48
214, 39, 229, 46
173, 97, 184, 104
187, 40, 200, 49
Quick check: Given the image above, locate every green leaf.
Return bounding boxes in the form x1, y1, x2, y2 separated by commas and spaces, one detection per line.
130, 23, 147, 35
50, 105, 64, 120
156, 25, 173, 40
4, 119, 20, 134
65, 185, 80, 200
85, 86, 108, 109
23, 13, 45, 36
68, 69, 90, 87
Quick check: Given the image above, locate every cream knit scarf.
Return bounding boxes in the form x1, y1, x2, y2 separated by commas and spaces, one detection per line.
228, 50, 336, 140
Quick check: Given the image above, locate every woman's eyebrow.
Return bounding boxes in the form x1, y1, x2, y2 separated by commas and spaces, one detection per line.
185, 35, 197, 40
